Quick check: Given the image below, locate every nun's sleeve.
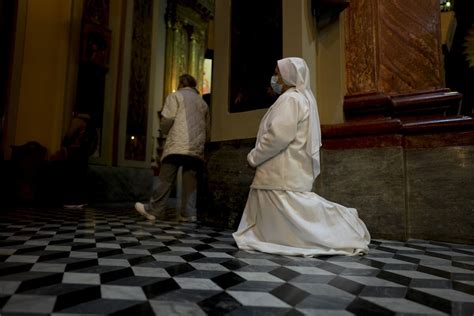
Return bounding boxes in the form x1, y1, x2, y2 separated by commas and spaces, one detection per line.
247, 96, 299, 168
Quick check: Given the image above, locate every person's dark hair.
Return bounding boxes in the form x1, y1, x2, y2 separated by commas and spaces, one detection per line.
179, 74, 197, 88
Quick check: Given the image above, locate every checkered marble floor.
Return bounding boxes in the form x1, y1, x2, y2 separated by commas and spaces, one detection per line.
0, 207, 473, 315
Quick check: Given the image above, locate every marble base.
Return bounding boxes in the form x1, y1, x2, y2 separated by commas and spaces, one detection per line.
406, 147, 474, 244
316, 146, 474, 243
205, 139, 474, 244
87, 165, 153, 204
314, 148, 406, 241
201, 140, 256, 229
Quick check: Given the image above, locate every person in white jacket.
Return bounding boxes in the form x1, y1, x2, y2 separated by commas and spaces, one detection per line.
233, 57, 371, 257
135, 74, 209, 221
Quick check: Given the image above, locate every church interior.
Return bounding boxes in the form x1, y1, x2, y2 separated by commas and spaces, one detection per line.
0, 0, 473, 314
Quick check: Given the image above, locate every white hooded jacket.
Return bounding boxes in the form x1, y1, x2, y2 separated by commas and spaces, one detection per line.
161, 87, 209, 161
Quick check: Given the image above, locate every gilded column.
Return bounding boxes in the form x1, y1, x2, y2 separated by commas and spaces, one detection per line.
164, 4, 176, 98
345, 0, 379, 95
188, 30, 199, 79
164, 21, 174, 97
188, 29, 206, 91
196, 30, 206, 92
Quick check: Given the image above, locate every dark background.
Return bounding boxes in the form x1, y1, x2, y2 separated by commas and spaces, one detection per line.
229, 0, 282, 113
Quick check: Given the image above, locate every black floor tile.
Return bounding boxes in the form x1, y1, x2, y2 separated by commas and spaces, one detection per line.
271, 283, 310, 306
270, 266, 301, 282
198, 291, 242, 315
55, 298, 153, 315
165, 263, 195, 277
211, 272, 246, 289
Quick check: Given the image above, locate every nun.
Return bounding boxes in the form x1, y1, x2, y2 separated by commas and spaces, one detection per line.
233, 57, 371, 257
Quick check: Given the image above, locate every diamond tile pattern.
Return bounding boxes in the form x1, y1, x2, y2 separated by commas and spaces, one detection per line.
0, 207, 473, 315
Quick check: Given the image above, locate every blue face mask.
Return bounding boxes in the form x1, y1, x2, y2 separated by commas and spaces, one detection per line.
271, 75, 283, 95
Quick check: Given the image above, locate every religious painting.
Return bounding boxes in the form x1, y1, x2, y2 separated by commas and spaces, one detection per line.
80, 22, 111, 69
203, 58, 213, 95
74, 0, 111, 161
163, 0, 213, 99
229, 0, 282, 113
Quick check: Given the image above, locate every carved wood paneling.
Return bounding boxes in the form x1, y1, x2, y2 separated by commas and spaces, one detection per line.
83, 0, 110, 25
125, 0, 152, 161
377, 0, 443, 94
345, 0, 443, 96
344, 0, 379, 95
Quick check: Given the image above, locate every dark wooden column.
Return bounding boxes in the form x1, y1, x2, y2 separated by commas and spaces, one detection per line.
0, 0, 17, 160
346, 0, 444, 96
327, 0, 474, 150
343, 0, 466, 122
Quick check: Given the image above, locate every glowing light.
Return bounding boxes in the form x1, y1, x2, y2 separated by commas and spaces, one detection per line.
131, 136, 135, 140
446, 1, 451, 7
172, 89, 176, 93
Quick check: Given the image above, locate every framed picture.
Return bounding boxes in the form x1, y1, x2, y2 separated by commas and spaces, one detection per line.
80, 22, 112, 69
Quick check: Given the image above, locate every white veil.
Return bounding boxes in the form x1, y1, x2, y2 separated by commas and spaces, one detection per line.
277, 57, 322, 177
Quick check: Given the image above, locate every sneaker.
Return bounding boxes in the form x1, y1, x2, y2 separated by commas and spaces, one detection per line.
178, 214, 197, 222
134, 202, 156, 221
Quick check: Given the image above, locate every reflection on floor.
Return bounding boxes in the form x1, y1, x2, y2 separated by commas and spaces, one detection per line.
0, 207, 473, 315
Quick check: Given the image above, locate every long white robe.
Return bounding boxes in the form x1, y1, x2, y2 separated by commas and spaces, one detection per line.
233, 88, 370, 257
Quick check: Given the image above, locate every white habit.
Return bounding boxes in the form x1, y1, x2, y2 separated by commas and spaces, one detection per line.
233, 58, 370, 257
